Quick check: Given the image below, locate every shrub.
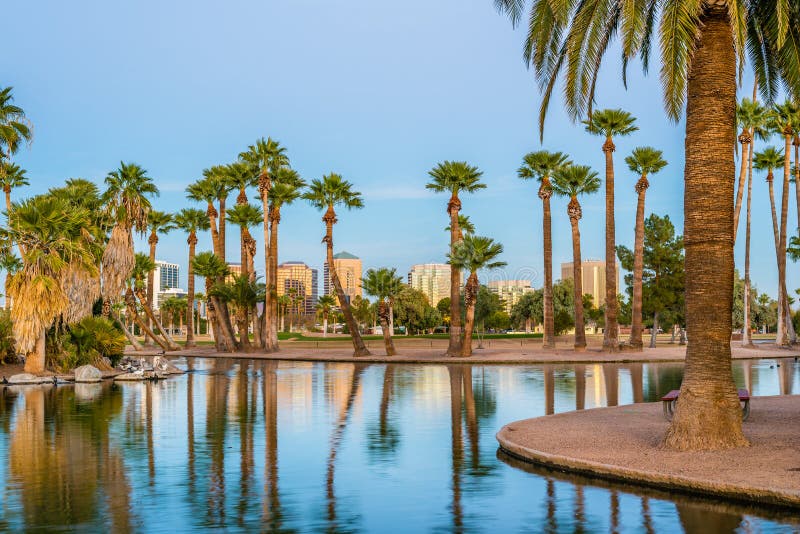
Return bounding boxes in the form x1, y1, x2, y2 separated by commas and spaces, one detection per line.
0, 310, 16, 364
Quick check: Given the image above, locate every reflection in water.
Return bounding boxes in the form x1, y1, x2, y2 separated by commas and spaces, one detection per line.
0, 358, 799, 531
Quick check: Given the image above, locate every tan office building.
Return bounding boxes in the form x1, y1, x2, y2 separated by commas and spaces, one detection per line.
560, 259, 620, 307
408, 263, 451, 306
487, 280, 535, 314
324, 251, 362, 305
276, 261, 319, 315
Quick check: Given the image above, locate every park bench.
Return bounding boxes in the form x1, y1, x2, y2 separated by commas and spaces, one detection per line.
661, 389, 750, 421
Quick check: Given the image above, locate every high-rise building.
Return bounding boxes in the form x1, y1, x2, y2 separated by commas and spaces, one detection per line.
408, 263, 451, 306
277, 261, 319, 315
323, 251, 362, 305
487, 280, 535, 313
154, 260, 180, 291
560, 259, 620, 307
226, 262, 242, 284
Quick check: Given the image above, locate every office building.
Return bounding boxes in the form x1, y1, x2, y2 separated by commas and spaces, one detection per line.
408, 263, 451, 306
560, 259, 620, 307
323, 251, 362, 305
226, 262, 242, 283
277, 261, 319, 315
487, 280, 535, 314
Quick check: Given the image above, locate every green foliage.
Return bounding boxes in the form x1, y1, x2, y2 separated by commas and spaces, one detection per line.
392, 287, 441, 334
474, 286, 505, 328
509, 279, 576, 335
0, 310, 15, 363
71, 316, 126, 367
426, 161, 485, 196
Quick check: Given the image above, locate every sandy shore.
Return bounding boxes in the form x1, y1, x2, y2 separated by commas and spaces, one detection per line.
496, 396, 800, 509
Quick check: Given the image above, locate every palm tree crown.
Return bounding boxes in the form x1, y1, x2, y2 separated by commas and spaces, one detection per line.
551, 165, 601, 199
174, 208, 210, 235
192, 251, 229, 280
362, 268, 404, 301
303, 173, 364, 212
584, 109, 638, 139
754, 147, 785, 174
517, 151, 571, 184
147, 210, 175, 242
240, 137, 289, 177
0, 87, 32, 160
626, 147, 668, 177
103, 162, 159, 233
426, 161, 485, 197
316, 294, 336, 313
0, 162, 28, 192
448, 235, 507, 274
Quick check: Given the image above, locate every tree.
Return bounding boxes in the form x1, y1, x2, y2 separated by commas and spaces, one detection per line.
393, 287, 441, 334
510, 291, 540, 332
617, 214, 685, 349
144, 210, 175, 345
211, 275, 262, 351
174, 208, 210, 347
0, 252, 21, 311
0, 162, 28, 216
2, 196, 95, 373
316, 295, 336, 337
239, 137, 290, 352
192, 251, 236, 351
624, 147, 667, 349
734, 98, 762, 241
0, 86, 32, 168
448, 235, 506, 356
494, 0, 800, 451
427, 161, 486, 356
583, 109, 638, 353
303, 173, 369, 355
552, 164, 600, 351
351, 295, 374, 331
267, 168, 306, 349
362, 267, 404, 355
130, 252, 179, 350
518, 150, 571, 349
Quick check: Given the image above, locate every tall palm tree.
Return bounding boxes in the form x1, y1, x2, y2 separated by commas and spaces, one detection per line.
186, 174, 222, 256
267, 168, 306, 349
227, 202, 263, 347
192, 251, 236, 351
426, 161, 486, 357
448, 236, 506, 357
144, 210, 175, 345
0, 86, 32, 166
734, 99, 761, 241
316, 294, 336, 337
207, 165, 234, 262
551, 165, 600, 351
770, 101, 799, 346
100, 162, 158, 316
303, 173, 370, 356
3, 196, 96, 373
583, 109, 638, 353
495, 0, 800, 450
0, 162, 28, 215
211, 274, 262, 351
131, 252, 179, 351
624, 147, 667, 349
362, 267, 404, 355
518, 150, 571, 349
0, 251, 21, 311
174, 208, 210, 348
239, 137, 290, 352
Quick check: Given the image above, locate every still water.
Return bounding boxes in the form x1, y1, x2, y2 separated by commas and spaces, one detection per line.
0, 358, 798, 532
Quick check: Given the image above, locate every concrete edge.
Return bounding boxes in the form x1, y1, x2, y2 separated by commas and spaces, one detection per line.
496, 419, 800, 510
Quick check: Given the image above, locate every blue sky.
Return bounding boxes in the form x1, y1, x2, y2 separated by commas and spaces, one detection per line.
1, 0, 790, 299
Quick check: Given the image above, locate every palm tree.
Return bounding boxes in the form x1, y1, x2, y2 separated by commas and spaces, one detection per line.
304, 174, 369, 356
445, 214, 475, 236
624, 147, 667, 349
494, 0, 800, 451
186, 174, 222, 256
100, 162, 158, 317
551, 165, 600, 351
227, 202, 263, 347
211, 275, 261, 351
734, 99, 761, 241
583, 109, 638, 353
0, 252, 21, 311
362, 268, 404, 355
316, 295, 336, 337
174, 208, 210, 348
426, 161, 486, 357
144, 210, 175, 345
0, 162, 28, 216
192, 251, 236, 351
448, 236, 506, 357
131, 253, 179, 351
239, 137, 290, 352
770, 101, 799, 346
267, 168, 306, 349
518, 150, 571, 349
0, 86, 32, 166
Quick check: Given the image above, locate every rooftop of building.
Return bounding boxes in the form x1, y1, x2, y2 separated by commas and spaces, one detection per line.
332, 251, 359, 260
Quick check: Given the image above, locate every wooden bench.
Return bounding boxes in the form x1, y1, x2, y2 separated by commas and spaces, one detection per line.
661, 389, 750, 421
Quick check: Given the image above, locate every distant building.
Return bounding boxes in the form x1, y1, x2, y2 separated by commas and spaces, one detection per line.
324, 251, 362, 305
487, 280, 535, 314
154, 261, 179, 291
408, 263, 451, 306
560, 259, 620, 308
277, 261, 319, 315
226, 262, 242, 284
155, 287, 187, 311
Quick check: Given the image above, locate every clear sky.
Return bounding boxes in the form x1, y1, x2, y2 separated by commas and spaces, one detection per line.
1, 0, 791, 299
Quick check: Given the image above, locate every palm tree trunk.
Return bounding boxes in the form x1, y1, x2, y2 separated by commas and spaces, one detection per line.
323, 313, 328, 337
602, 137, 619, 352
540, 183, 555, 349
378, 301, 396, 355
125, 288, 170, 351
630, 178, 648, 349
447, 195, 463, 356
732, 134, 750, 242
663, 8, 748, 450
237, 308, 252, 351
325, 210, 370, 356
207, 202, 221, 256
218, 197, 227, 263
743, 138, 755, 347
4, 275, 10, 311
134, 288, 180, 351
777, 132, 793, 346
145, 234, 158, 346
569, 210, 586, 351
649, 312, 658, 348
767, 173, 786, 344
269, 210, 280, 350
795, 135, 800, 235
186, 235, 197, 348
461, 274, 478, 357
114, 311, 143, 351
258, 175, 275, 352
23, 329, 46, 374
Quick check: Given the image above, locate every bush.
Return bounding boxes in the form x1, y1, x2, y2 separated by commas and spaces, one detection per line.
61, 316, 126, 370
0, 310, 16, 364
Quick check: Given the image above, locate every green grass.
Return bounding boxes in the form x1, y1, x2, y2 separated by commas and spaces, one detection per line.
277, 332, 543, 342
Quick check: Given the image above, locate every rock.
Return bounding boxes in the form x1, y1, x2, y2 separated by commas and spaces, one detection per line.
114, 372, 146, 381
153, 356, 184, 375
74, 365, 102, 383
74, 383, 102, 401
8, 373, 41, 385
